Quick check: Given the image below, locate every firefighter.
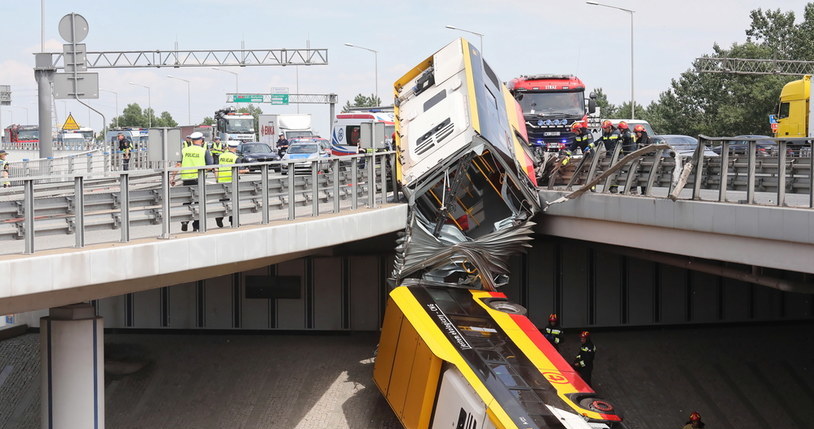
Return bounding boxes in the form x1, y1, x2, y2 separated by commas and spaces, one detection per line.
617, 121, 635, 154
682, 412, 705, 429
543, 313, 563, 351
634, 124, 651, 194
573, 330, 596, 385
597, 120, 620, 155
569, 121, 594, 154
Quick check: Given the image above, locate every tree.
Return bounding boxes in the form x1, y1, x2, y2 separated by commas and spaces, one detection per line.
237, 104, 263, 132
109, 103, 178, 128
592, 88, 617, 118
342, 93, 382, 112
200, 116, 215, 126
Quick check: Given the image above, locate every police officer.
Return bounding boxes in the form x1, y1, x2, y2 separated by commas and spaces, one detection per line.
210, 137, 224, 163
682, 412, 705, 429
117, 133, 133, 171
543, 313, 563, 351
182, 135, 192, 148
0, 150, 10, 188
215, 141, 247, 228
276, 133, 289, 155
573, 331, 596, 385
170, 132, 213, 232
569, 121, 594, 154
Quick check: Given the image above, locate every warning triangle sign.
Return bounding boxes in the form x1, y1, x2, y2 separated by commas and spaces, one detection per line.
62, 113, 80, 131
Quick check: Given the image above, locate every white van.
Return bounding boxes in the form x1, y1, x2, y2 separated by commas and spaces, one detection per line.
331, 111, 394, 155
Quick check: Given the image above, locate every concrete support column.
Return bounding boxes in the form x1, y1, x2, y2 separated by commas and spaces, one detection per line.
40, 303, 104, 429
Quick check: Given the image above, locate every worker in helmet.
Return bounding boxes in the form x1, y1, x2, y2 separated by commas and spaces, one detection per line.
597, 120, 620, 155
682, 411, 705, 429
617, 122, 635, 154
573, 330, 596, 385
569, 121, 594, 154
633, 124, 651, 195
543, 314, 563, 351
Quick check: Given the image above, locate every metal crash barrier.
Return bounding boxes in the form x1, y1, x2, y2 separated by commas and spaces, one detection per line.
0, 152, 395, 255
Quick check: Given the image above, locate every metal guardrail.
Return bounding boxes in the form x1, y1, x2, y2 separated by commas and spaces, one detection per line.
544, 137, 813, 208
0, 152, 395, 255
3, 146, 157, 184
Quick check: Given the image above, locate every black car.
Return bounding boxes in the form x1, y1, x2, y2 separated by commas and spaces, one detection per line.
710, 135, 777, 157
237, 142, 281, 171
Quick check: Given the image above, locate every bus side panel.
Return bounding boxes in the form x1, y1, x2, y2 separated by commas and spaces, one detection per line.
373, 298, 405, 397
403, 336, 442, 429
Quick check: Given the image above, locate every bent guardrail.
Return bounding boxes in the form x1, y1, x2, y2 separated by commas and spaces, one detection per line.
0, 152, 395, 255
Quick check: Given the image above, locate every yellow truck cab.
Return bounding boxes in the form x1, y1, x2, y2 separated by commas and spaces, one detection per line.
776, 75, 811, 138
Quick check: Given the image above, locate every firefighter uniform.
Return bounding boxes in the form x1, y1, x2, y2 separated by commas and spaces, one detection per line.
574, 334, 596, 385
543, 324, 563, 351
597, 128, 620, 155
570, 130, 594, 153
619, 128, 635, 154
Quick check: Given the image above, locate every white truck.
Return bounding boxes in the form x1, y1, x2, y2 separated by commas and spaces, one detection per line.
258, 114, 313, 147
214, 108, 257, 143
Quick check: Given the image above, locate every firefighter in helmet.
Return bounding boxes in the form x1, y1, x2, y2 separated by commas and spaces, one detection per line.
682, 412, 705, 429
597, 120, 620, 155
543, 313, 563, 351
569, 121, 594, 154
573, 330, 596, 385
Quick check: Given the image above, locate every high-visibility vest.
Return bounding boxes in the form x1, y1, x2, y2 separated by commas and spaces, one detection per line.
217, 151, 238, 183
180, 145, 207, 180
210, 140, 224, 155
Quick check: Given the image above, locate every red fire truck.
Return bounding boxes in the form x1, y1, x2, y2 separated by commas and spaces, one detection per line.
507, 75, 597, 153
3, 124, 39, 146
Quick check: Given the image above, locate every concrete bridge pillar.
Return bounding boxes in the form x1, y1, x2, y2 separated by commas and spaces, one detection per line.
40, 303, 104, 429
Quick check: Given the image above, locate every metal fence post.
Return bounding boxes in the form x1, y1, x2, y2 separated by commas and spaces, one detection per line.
352, 157, 359, 210
718, 140, 729, 202
777, 140, 787, 207
746, 140, 756, 204
288, 161, 296, 220
368, 152, 375, 208
104, 152, 110, 173
809, 141, 814, 209
231, 166, 240, 228
87, 153, 93, 173
333, 159, 340, 213
120, 173, 130, 242
198, 168, 207, 233
24, 179, 34, 254
160, 168, 171, 239
311, 162, 319, 217
261, 164, 270, 224
692, 136, 706, 200
380, 153, 388, 204
68, 156, 75, 175
74, 176, 85, 248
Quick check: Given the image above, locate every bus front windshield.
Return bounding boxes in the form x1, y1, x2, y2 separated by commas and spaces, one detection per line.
517, 91, 585, 117
225, 119, 255, 133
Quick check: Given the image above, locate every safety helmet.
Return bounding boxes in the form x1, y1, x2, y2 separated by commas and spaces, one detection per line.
617, 121, 629, 130
633, 124, 646, 133
601, 120, 613, 129
570, 121, 585, 132
580, 331, 590, 339
548, 313, 558, 324
689, 412, 701, 422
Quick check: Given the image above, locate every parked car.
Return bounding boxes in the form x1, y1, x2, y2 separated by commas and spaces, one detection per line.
710, 135, 777, 157
237, 142, 281, 172
652, 135, 719, 158
281, 142, 331, 174
608, 119, 656, 136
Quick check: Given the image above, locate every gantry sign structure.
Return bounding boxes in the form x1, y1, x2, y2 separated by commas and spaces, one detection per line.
35, 13, 328, 158
695, 57, 814, 76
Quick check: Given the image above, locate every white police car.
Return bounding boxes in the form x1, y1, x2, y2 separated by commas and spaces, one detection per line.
281, 142, 331, 174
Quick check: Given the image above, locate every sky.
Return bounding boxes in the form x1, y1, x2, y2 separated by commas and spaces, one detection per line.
0, 0, 807, 136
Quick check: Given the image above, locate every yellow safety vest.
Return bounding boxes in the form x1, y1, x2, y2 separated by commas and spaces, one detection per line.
180, 145, 207, 180
217, 151, 238, 183
211, 141, 224, 155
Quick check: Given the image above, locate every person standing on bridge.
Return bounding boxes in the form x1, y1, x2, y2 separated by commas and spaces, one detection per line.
569, 121, 594, 155
170, 132, 213, 232
543, 313, 563, 351
215, 141, 248, 228
617, 122, 635, 154
276, 133, 289, 156
210, 137, 224, 163
633, 124, 651, 194
682, 411, 705, 429
0, 150, 10, 187
573, 330, 596, 385
117, 133, 133, 171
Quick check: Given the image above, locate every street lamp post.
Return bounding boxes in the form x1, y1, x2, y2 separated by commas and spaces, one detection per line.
167, 75, 192, 125
211, 67, 239, 94
344, 43, 379, 105
445, 25, 484, 54
586, 1, 635, 119
128, 82, 152, 128
101, 89, 119, 128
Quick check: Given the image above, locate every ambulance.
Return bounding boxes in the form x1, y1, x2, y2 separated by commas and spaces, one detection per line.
331, 111, 394, 155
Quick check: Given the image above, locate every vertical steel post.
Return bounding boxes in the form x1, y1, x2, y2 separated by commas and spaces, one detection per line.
24, 179, 34, 254
332, 159, 340, 213
809, 141, 814, 208
368, 153, 375, 207
34, 56, 54, 159
746, 140, 756, 204
120, 173, 130, 242
261, 164, 270, 224
231, 166, 240, 228
311, 162, 319, 217
351, 157, 358, 209
692, 136, 705, 200
160, 168, 171, 239
644, 149, 663, 196
777, 140, 787, 207
74, 176, 84, 248
288, 163, 296, 220
718, 141, 728, 202
198, 169, 207, 232
379, 153, 387, 204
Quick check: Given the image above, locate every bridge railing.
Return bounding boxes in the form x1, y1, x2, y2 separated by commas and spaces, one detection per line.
0, 152, 395, 255
543, 137, 812, 208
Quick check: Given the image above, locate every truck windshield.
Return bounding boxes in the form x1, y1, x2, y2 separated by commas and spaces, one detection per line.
225, 119, 255, 133
18, 130, 39, 140
518, 92, 585, 117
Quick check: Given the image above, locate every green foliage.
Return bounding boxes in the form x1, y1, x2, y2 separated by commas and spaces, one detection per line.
200, 116, 215, 126
342, 94, 382, 112
592, 88, 618, 118
236, 104, 263, 132
109, 103, 178, 128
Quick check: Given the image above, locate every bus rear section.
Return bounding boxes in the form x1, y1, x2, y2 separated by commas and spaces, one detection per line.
373, 284, 623, 429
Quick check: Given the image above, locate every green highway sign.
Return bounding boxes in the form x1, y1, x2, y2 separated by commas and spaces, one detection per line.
232, 94, 265, 103
270, 94, 289, 105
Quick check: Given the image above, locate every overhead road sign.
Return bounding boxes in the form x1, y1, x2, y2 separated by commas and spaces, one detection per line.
226, 93, 337, 105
